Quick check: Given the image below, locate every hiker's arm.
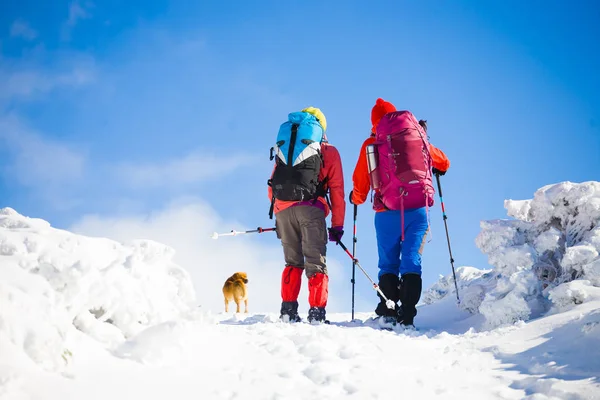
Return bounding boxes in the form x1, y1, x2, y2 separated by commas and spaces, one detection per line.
351, 137, 375, 205
327, 146, 346, 228
430, 144, 450, 172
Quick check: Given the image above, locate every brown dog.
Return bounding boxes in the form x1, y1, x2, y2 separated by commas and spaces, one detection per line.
222, 272, 248, 313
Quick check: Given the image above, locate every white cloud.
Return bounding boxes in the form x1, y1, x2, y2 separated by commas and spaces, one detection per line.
0, 52, 96, 102
62, 1, 93, 40
0, 67, 95, 100
0, 115, 86, 186
10, 19, 37, 41
67, 1, 92, 26
116, 152, 256, 188
0, 47, 93, 209
70, 199, 359, 314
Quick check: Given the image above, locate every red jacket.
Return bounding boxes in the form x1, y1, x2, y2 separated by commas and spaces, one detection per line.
268, 143, 346, 227
351, 135, 450, 206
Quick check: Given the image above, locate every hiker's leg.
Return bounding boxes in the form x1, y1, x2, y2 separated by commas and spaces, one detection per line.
398, 207, 428, 325
276, 207, 304, 320
399, 207, 428, 276
375, 210, 402, 279
374, 210, 402, 316
297, 205, 328, 320
297, 205, 327, 279
276, 207, 304, 270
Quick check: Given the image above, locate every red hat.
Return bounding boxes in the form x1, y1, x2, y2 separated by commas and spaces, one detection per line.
371, 98, 396, 133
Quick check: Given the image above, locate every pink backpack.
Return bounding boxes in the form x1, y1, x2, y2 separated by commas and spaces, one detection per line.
372, 110, 435, 212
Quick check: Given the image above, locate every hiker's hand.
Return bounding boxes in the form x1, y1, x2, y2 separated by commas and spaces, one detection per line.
349, 190, 362, 205
328, 226, 344, 242
432, 168, 446, 176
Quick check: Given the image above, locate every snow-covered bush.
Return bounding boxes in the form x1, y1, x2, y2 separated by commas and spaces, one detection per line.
548, 280, 591, 311
0, 208, 197, 371
424, 181, 600, 329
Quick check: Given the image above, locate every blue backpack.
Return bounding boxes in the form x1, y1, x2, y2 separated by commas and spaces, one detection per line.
268, 112, 325, 218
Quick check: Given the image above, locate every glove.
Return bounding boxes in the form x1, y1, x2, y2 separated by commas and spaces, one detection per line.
432, 167, 446, 176
328, 226, 344, 243
348, 191, 354, 205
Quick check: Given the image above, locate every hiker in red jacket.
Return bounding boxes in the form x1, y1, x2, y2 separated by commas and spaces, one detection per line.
268, 107, 346, 323
350, 98, 450, 327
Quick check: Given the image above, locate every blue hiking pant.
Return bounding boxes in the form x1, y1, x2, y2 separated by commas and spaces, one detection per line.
374, 207, 429, 279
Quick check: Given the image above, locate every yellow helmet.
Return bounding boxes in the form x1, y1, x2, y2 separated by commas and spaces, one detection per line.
301, 106, 327, 132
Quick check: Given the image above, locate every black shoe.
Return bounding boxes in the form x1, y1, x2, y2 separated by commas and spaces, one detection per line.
307, 307, 328, 323
280, 301, 301, 322
398, 274, 422, 326
375, 301, 398, 317
395, 306, 414, 326
378, 315, 397, 329
374, 274, 400, 317
280, 314, 302, 323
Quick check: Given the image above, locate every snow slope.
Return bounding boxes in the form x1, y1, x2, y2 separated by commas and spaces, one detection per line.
2, 302, 599, 400
1, 182, 599, 399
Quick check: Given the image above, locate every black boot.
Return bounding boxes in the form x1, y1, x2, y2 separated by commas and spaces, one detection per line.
307, 307, 329, 324
280, 301, 301, 322
374, 274, 400, 317
397, 274, 422, 326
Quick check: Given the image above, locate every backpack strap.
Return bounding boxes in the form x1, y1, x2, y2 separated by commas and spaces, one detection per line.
268, 195, 275, 219
400, 189, 405, 242
311, 146, 328, 206
325, 192, 332, 210
320, 177, 332, 211
312, 176, 330, 205
268, 179, 275, 219
287, 123, 299, 164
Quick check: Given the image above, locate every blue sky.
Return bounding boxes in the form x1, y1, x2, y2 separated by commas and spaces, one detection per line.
1, 0, 599, 312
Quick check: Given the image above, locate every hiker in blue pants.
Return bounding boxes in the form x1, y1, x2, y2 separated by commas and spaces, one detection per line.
350, 98, 450, 326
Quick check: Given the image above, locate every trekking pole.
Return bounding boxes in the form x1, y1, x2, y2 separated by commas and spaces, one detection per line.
351, 204, 358, 321
210, 227, 276, 240
434, 173, 461, 303
335, 239, 396, 310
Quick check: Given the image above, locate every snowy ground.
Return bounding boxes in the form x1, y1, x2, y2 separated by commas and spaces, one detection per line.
2, 298, 599, 400
2, 181, 600, 399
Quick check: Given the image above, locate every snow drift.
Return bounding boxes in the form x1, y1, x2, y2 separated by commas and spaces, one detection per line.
0, 207, 197, 371
425, 181, 600, 329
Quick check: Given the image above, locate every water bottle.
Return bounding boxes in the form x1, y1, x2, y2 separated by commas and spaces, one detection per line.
366, 144, 380, 190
